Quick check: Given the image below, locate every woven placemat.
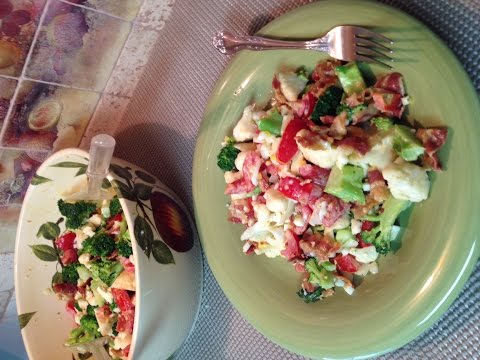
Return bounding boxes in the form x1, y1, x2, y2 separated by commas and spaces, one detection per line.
115, 0, 480, 358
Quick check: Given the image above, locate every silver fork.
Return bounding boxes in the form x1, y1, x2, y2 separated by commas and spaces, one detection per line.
213, 25, 394, 68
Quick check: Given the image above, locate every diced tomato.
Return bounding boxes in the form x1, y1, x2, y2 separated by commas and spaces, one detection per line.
122, 345, 130, 357
320, 194, 350, 227
299, 164, 331, 187
372, 90, 404, 118
361, 221, 376, 231
335, 254, 360, 273
277, 177, 312, 204
65, 300, 76, 320
53, 283, 77, 297
277, 118, 308, 163
375, 72, 405, 95
336, 136, 370, 155
119, 256, 135, 272
112, 288, 134, 312
55, 232, 76, 251
302, 92, 317, 117
61, 248, 78, 265
116, 310, 135, 334
281, 230, 302, 260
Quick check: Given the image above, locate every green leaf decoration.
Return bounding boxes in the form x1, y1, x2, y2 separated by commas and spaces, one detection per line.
134, 183, 153, 200
36, 222, 60, 240
52, 271, 63, 285
111, 180, 135, 201
50, 161, 87, 168
31, 174, 52, 185
78, 352, 93, 360
30, 244, 57, 261
134, 216, 153, 257
110, 164, 132, 180
75, 166, 87, 176
18, 312, 36, 329
152, 240, 175, 264
135, 170, 156, 184
102, 178, 112, 189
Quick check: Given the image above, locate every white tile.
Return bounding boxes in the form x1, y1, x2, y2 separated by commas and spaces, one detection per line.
0, 253, 14, 292
5, 290, 16, 318
0, 291, 12, 319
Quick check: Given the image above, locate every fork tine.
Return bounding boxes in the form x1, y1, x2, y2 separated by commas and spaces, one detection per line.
356, 54, 393, 69
353, 26, 394, 44
355, 37, 393, 53
356, 45, 394, 62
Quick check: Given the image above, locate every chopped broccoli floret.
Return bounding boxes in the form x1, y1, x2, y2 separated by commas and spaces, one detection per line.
58, 199, 97, 229
62, 263, 80, 284
371, 117, 393, 131
361, 195, 411, 254
80, 314, 100, 335
311, 86, 344, 124
80, 232, 116, 257
336, 103, 367, 123
65, 314, 100, 345
86, 305, 96, 316
305, 258, 335, 289
89, 260, 124, 286
109, 197, 122, 216
216, 143, 241, 172
297, 287, 325, 303
117, 239, 133, 258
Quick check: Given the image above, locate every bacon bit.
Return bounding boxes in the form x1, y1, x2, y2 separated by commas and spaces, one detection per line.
299, 164, 331, 187
320, 193, 350, 227
335, 254, 360, 273
65, 300, 76, 321
416, 128, 448, 171
311, 60, 341, 92
352, 103, 380, 124
294, 262, 306, 273
299, 231, 340, 262
367, 169, 390, 203
272, 76, 281, 89
302, 274, 316, 293
329, 112, 348, 139
367, 169, 384, 184
119, 256, 135, 272
53, 283, 77, 298
336, 136, 370, 155
227, 198, 255, 226
245, 242, 256, 255
320, 115, 335, 125
372, 90, 404, 118
107, 213, 123, 230
281, 230, 302, 260
277, 177, 313, 204
375, 72, 405, 96
292, 205, 312, 235
351, 193, 381, 219
224, 178, 255, 195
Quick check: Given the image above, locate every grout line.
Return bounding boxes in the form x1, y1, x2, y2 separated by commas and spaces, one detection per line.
60, 0, 133, 22
0, 74, 20, 81
0, 290, 13, 320
23, 77, 103, 94
0, 0, 54, 145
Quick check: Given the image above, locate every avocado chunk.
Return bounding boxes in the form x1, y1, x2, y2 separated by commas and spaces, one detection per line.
335, 63, 366, 95
325, 165, 366, 204
393, 125, 425, 161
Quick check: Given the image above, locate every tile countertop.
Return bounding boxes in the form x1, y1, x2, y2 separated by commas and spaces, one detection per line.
1, 0, 479, 359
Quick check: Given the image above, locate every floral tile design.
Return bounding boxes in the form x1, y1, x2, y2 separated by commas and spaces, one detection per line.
0, 0, 46, 76
0, 205, 20, 252
1, 80, 100, 153
64, 0, 142, 21
0, 148, 41, 206
0, 76, 17, 126
26, 0, 131, 91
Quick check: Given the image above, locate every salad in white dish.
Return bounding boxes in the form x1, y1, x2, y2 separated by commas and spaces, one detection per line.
217, 60, 447, 303
41, 196, 135, 359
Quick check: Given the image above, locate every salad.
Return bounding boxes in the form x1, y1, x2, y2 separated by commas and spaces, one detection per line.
47, 196, 135, 359
217, 60, 447, 303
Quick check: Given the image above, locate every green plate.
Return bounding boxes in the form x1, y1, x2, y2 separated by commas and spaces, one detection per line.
192, 1, 480, 358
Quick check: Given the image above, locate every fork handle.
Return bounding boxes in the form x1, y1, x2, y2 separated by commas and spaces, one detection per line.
213, 30, 327, 55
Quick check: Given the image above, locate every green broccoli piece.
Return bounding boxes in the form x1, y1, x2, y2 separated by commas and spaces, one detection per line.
305, 258, 335, 289
89, 260, 124, 286
297, 287, 325, 304
311, 86, 344, 124
296, 66, 310, 82
62, 263, 80, 284
361, 195, 411, 254
216, 143, 241, 172
86, 305, 96, 317
65, 314, 100, 345
371, 117, 393, 131
336, 103, 367, 123
117, 239, 133, 258
58, 199, 97, 229
80, 232, 116, 257
109, 196, 122, 216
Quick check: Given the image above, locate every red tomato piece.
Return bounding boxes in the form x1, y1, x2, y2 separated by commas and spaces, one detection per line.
320, 194, 350, 227
53, 283, 77, 297
335, 254, 360, 273
107, 213, 123, 229
277, 177, 312, 204
65, 300, 76, 320
361, 221, 376, 231
119, 256, 135, 273
55, 232, 76, 251
112, 288, 134, 312
277, 118, 308, 163
281, 230, 302, 260
122, 345, 131, 357
61, 248, 78, 265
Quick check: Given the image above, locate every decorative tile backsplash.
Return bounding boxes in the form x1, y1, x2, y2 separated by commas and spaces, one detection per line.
0, 0, 173, 332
